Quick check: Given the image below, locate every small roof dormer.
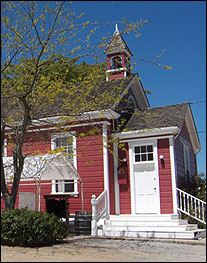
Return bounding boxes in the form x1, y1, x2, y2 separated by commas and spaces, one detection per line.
105, 25, 133, 81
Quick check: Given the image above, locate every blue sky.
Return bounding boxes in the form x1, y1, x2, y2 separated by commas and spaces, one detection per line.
70, 1, 206, 175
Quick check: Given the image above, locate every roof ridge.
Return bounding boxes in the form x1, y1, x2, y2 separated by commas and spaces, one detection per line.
138, 102, 190, 111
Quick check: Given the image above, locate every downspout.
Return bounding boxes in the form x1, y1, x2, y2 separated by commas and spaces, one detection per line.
102, 122, 110, 213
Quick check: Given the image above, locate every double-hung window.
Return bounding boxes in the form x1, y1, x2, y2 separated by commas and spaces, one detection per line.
51, 132, 78, 194
180, 137, 191, 183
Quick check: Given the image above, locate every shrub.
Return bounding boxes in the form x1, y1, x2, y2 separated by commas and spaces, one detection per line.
1, 208, 67, 247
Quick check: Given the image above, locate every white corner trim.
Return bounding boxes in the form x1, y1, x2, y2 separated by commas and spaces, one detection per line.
4, 138, 7, 157
103, 123, 110, 212
113, 142, 120, 214
169, 137, 178, 214
128, 144, 136, 215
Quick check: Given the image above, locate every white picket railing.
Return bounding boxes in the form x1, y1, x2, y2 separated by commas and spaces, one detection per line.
177, 188, 206, 224
91, 190, 109, 236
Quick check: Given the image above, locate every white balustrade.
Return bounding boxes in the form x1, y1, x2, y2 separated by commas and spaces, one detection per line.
177, 188, 206, 224
91, 190, 109, 236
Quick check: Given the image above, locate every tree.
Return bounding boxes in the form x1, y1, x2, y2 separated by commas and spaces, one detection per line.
1, 1, 169, 210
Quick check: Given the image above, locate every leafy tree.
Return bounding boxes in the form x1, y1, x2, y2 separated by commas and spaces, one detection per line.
1, 1, 169, 210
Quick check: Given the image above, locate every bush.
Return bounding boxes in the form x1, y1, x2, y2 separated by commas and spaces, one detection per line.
1, 208, 67, 247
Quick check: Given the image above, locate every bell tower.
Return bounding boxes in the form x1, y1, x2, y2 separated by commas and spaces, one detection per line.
104, 24, 133, 81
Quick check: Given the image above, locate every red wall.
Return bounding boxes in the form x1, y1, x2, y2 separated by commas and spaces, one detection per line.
174, 121, 197, 188
118, 143, 131, 214
2, 124, 106, 215
157, 138, 174, 214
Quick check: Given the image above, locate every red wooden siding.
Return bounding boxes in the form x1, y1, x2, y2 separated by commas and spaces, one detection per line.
1, 180, 51, 212
2, 124, 106, 215
118, 143, 131, 214
157, 138, 174, 214
174, 121, 197, 189
7, 130, 51, 157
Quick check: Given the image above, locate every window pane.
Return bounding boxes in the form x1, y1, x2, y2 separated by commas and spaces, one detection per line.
135, 155, 140, 162
147, 145, 153, 152
141, 154, 147, 161
141, 146, 146, 153
148, 153, 153, 161
56, 138, 61, 147
135, 146, 140, 154
64, 180, 74, 192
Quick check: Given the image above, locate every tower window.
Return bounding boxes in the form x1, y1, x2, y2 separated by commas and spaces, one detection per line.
111, 56, 122, 69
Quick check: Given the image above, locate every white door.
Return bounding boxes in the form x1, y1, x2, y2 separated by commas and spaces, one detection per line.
134, 163, 158, 213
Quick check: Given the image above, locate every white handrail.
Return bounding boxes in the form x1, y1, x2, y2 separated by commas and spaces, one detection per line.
176, 188, 206, 225
91, 190, 109, 236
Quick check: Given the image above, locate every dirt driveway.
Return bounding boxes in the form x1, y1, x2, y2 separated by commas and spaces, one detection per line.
1, 236, 206, 262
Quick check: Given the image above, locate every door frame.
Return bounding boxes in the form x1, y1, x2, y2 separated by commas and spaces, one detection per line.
129, 138, 161, 215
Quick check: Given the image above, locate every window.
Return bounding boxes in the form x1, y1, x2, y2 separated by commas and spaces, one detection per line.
54, 136, 74, 161
134, 145, 154, 162
127, 95, 136, 110
180, 137, 191, 183
51, 132, 77, 194
111, 56, 122, 69
55, 180, 74, 193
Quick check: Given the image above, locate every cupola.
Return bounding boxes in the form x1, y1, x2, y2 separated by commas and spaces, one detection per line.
104, 24, 133, 81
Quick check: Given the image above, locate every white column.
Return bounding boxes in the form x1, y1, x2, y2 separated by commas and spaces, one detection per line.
113, 141, 120, 214
169, 136, 178, 214
103, 122, 110, 213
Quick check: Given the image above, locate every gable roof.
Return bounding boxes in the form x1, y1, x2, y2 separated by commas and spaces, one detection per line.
125, 103, 189, 131
121, 103, 201, 153
3, 73, 148, 122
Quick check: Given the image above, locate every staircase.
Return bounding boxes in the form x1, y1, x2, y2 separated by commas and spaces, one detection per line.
91, 189, 206, 240
97, 214, 206, 239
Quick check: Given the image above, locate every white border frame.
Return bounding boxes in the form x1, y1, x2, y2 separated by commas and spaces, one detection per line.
129, 138, 160, 215
169, 136, 178, 214
50, 131, 78, 194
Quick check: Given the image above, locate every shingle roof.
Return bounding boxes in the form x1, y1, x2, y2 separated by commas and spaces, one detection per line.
34, 73, 136, 118
104, 31, 133, 56
2, 73, 137, 121
125, 103, 190, 131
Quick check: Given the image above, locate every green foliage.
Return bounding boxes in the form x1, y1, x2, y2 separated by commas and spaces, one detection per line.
183, 173, 206, 202
182, 173, 206, 229
1, 208, 67, 247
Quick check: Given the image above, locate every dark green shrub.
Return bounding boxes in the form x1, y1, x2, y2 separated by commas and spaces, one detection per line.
1, 208, 67, 247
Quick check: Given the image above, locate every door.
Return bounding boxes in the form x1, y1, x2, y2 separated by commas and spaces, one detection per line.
134, 163, 158, 213
132, 143, 159, 214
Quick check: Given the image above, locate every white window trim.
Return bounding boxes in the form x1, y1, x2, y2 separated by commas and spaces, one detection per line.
3, 138, 7, 157
133, 144, 154, 164
51, 132, 78, 195
127, 95, 137, 109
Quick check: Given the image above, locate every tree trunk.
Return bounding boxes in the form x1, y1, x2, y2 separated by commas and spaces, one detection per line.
3, 194, 15, 210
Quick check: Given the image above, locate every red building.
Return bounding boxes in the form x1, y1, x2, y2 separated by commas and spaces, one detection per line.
2, 26, 205, 239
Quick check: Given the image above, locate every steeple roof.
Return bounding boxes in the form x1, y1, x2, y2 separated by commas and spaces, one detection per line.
104, 25, 133, 57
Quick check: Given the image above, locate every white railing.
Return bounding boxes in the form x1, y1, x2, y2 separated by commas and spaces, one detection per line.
91, 190, 109, 236
177, 188, 206, 225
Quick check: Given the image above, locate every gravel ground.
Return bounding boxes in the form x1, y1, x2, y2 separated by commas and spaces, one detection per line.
1, 236, 206, 262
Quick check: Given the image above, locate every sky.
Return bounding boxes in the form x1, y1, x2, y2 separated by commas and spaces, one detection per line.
70, 1, 206, 175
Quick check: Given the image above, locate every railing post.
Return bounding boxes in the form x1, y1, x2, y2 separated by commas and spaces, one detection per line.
91, 195, 97, 237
